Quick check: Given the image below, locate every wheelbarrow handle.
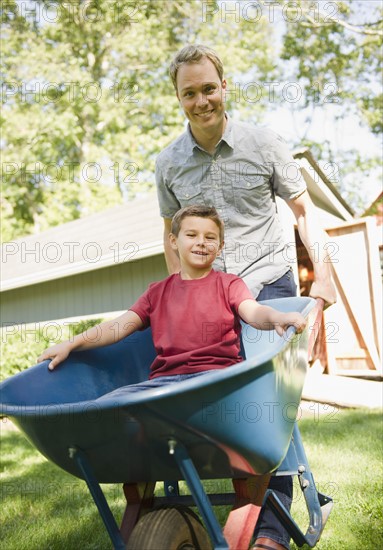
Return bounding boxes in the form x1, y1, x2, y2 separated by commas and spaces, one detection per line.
307, 298, 325, 360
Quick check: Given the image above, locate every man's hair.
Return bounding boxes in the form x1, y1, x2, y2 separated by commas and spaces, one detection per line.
171, 205, 224, 242
169, 44, 224, 90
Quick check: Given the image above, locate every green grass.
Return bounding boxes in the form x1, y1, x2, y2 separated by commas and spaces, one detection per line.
289, 408, 383, 550
1, 409, 382, 549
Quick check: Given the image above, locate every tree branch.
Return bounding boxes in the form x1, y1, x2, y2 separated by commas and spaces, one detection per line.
258, 1, 383, 36
303, 12, 383, 36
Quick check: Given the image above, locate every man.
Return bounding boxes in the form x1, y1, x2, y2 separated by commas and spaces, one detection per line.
155, 44, 336, 550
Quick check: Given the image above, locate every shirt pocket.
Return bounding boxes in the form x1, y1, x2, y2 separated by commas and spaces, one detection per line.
231, 174, 271, 214
170, 181, 204, 207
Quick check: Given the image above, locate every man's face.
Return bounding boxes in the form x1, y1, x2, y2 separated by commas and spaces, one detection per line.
176, 58, 226, 136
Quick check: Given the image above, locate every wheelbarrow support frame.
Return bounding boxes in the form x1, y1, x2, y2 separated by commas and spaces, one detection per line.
68, 425, 333, 550
69, 446, 126, 550
263, 423, 333, 548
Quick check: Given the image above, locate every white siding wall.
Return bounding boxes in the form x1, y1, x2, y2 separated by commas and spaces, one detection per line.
1, 255, 168, 326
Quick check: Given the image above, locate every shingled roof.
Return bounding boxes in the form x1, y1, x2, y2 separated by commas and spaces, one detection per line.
1, 193, 163, 291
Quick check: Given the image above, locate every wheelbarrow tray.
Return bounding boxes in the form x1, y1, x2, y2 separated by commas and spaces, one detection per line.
0, 297, 315, 484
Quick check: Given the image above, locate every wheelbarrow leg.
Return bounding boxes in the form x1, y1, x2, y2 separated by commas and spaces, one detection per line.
263, 424, 333, 548
169, 439, 229, 550
69, 446, 126, 550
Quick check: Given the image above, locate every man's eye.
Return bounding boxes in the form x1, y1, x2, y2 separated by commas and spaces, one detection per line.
205, 85, 216, 94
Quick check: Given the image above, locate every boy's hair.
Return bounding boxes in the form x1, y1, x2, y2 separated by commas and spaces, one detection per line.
171, 205, 224, 242
169, 44, 224, 90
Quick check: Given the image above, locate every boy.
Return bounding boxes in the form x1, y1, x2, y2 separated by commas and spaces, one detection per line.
38, 206, 306, 388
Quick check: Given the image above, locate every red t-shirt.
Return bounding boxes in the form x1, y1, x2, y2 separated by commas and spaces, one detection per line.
130, 269, 254, 378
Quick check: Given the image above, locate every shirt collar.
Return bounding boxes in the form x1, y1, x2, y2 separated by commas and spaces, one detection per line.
221, 114, 234, 149
185, 113, 234, 154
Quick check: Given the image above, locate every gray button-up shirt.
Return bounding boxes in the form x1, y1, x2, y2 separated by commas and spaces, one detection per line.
155, 115, 306, 296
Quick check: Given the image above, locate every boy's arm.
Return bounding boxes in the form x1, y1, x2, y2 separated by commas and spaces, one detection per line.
37, 310, 144, 370
238, 299, 306, 336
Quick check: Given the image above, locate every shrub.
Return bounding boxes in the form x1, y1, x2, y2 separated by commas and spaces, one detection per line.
1, 318, 103, 382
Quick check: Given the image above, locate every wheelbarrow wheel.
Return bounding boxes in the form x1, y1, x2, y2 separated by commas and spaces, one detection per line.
126, 505, 212, 550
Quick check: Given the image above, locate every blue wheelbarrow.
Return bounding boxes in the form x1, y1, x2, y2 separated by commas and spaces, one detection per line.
0, 297, 333, 549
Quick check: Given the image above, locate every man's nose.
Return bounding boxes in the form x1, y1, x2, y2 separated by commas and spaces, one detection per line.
196, 92, 208, 107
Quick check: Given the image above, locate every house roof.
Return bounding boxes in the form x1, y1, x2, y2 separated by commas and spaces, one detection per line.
1, 193, 163, 291
1, 150, 355, 292
293, 148, 355, 220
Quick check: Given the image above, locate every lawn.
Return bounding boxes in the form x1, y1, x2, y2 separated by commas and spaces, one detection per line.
1, 408, 382, 550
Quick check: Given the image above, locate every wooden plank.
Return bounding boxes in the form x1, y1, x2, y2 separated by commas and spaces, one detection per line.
324, 218, 382, 375
363, 217, 383, 359
302, 372, 383, 408
330, 262, 380, 371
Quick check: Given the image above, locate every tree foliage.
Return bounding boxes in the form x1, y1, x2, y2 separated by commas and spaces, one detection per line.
1, 0, 277, 240
279, 0, 382, 132
275, 0, 382, 210
1, 0, 382, 240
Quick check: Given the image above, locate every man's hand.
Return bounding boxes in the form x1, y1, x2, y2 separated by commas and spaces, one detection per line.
309, 279, 337, 308
37, 342, 73, 371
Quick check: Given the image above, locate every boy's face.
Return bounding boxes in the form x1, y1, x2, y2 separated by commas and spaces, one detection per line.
176, 57, 226, 137
170, 216, 223, 271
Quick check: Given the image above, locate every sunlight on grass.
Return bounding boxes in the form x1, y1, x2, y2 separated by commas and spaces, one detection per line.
289, 408, 383, 549
1, 409, 382, 549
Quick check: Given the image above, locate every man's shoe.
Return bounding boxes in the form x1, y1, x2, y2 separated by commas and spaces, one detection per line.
252, 536, 288, 550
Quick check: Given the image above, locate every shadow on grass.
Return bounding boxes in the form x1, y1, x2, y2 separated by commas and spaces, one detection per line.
1, 431, 123, 550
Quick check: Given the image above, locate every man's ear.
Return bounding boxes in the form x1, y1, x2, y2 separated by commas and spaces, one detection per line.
221, 79, 227, 102
169, 233, 178, 251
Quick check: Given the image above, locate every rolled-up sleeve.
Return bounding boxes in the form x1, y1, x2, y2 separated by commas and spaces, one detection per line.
269, 132, 307, 200
155, 155, 181, 218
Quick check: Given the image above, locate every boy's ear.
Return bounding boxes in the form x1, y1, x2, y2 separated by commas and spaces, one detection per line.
217, 240, 224, 255
169, 233, 178, 250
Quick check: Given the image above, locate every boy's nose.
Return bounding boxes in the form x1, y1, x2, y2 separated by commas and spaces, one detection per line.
196, 235, 205, 245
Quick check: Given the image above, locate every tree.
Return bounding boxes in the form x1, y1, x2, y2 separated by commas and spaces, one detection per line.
275, 0, 382, 211
1, 0, 381, 239
1, 0, 275, 241
278, 0, 382, 131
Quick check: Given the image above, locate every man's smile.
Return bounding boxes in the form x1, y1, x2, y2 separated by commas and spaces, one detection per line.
195, 109, 214, 118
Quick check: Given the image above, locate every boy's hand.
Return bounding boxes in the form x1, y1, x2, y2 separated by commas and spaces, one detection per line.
37, 342, 72, 371
274, 312, 306, 337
